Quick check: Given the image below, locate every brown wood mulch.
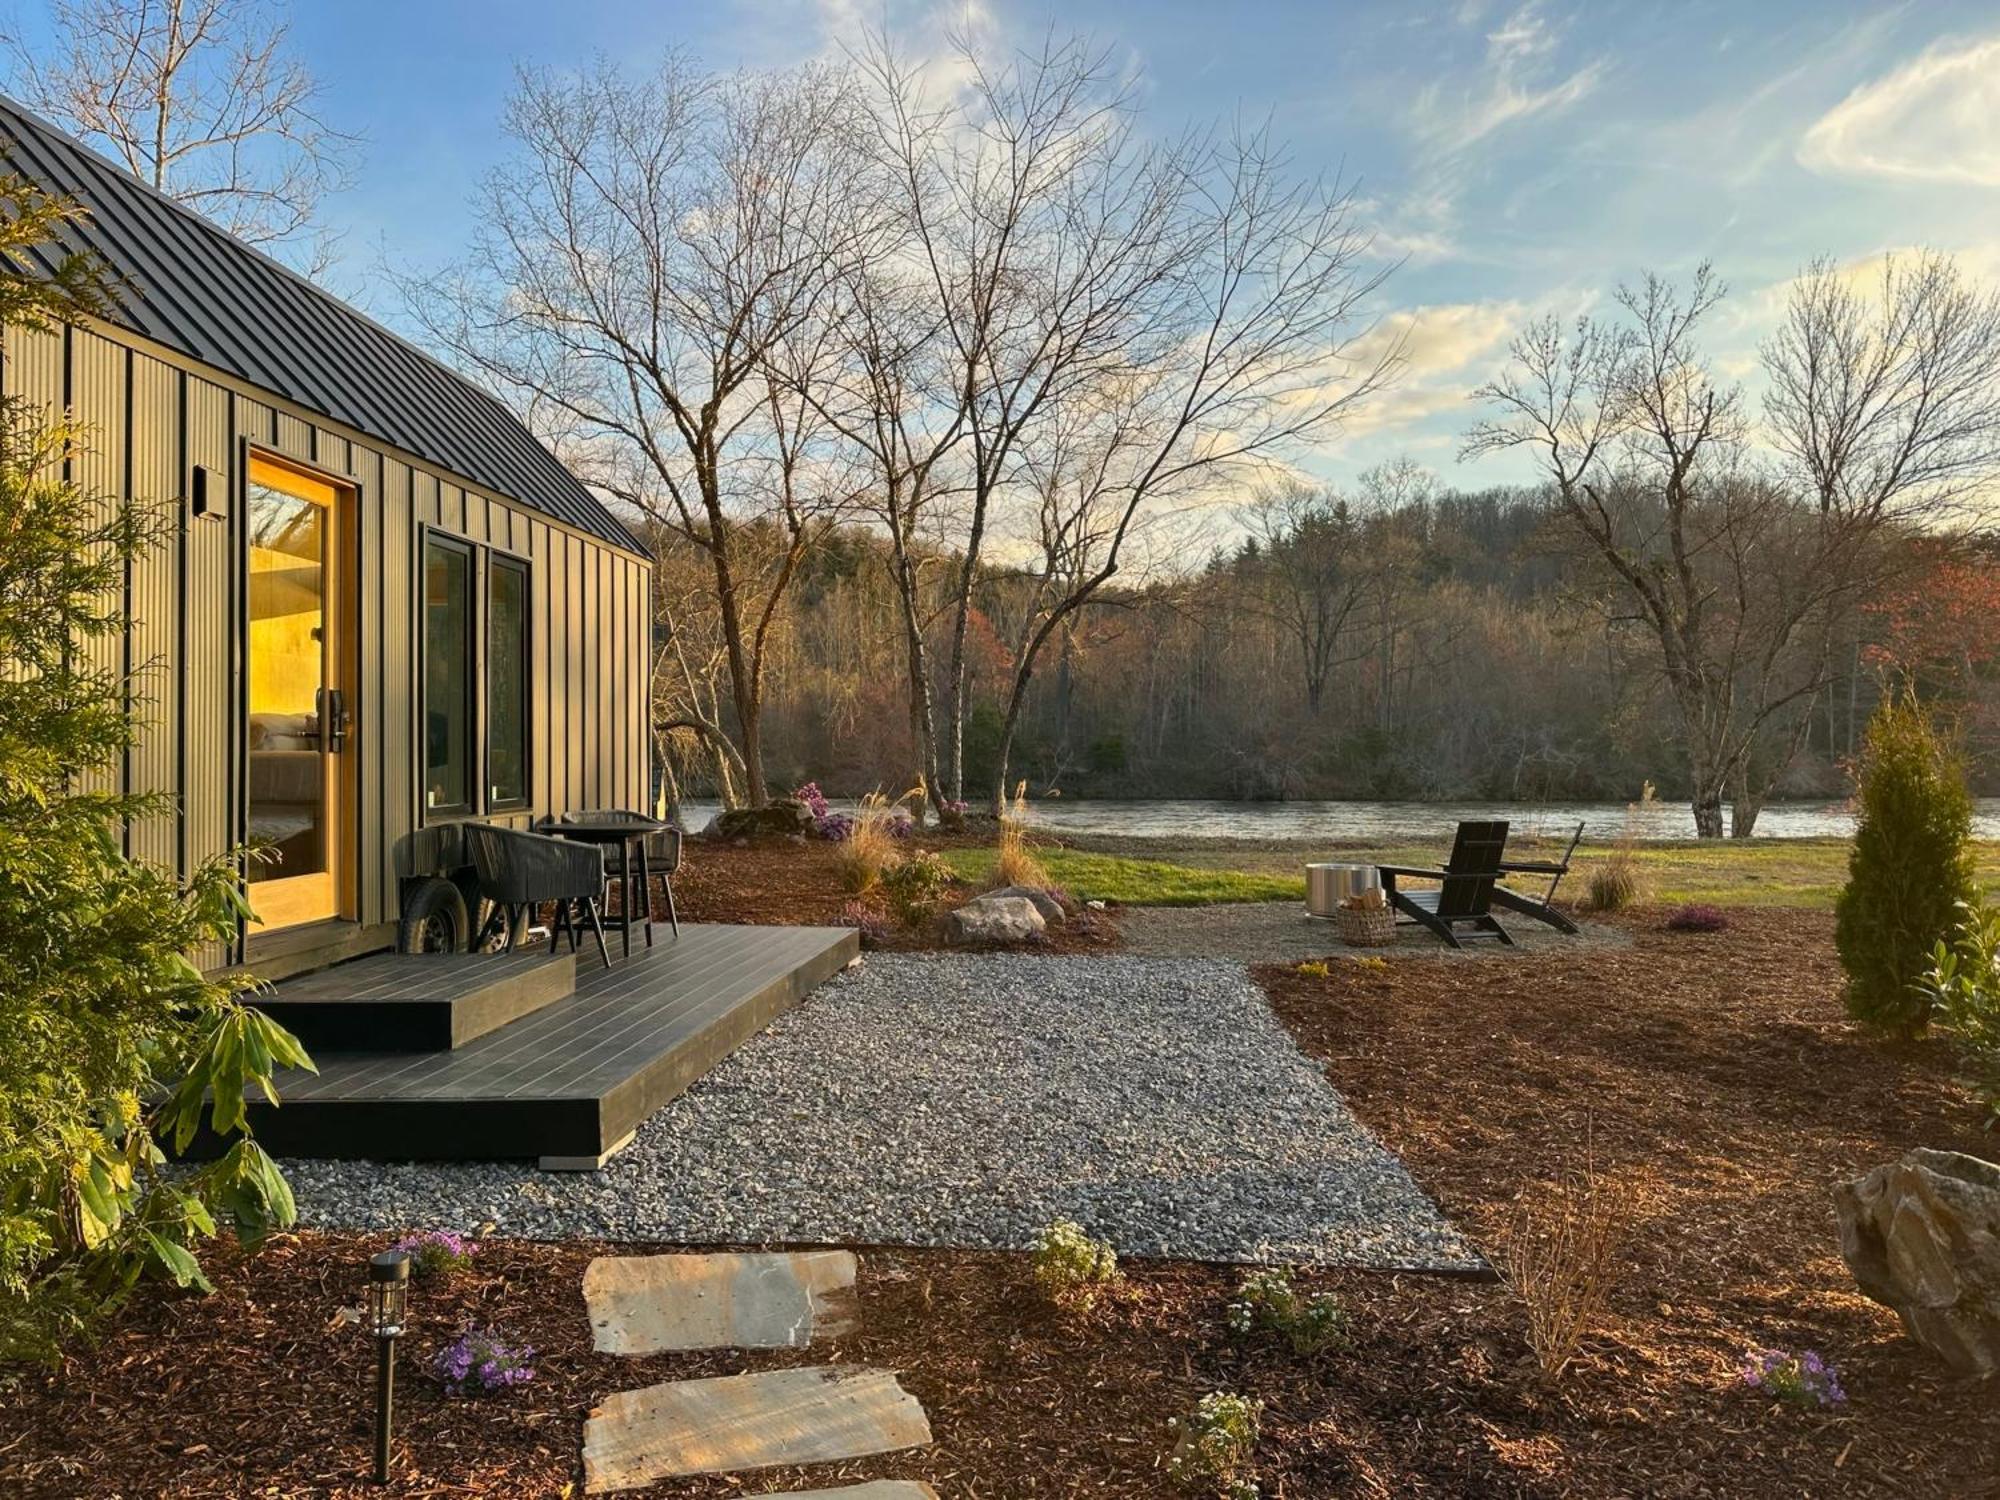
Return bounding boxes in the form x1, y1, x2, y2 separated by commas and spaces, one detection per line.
672, 833, 1120, 954
4, 906, 1998, 1497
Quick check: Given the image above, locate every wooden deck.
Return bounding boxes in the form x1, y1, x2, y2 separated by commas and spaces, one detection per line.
252, 950, 577, 1052
246, 923, 859, 1168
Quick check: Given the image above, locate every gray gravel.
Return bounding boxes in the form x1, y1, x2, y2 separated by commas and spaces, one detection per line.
288, 953, 1480, 1271
1118, 900, 1630, 963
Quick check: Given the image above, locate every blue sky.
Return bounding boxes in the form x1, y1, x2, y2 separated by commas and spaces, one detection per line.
19, 0, 2000, 489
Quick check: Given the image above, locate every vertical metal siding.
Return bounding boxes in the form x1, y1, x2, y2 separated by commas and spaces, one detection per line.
128, 353, 179, 866
37, 322, 653, 968
183, 376, 232, 968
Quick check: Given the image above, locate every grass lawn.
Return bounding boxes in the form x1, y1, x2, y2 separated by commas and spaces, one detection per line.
941, 846, 1305, 905
947, 835, 2000, 908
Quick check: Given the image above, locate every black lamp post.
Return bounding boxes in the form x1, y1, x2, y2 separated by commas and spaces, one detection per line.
366, 1250, 411, 1484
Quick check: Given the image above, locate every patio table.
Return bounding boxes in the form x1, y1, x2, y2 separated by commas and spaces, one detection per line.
549, 815, 667, 958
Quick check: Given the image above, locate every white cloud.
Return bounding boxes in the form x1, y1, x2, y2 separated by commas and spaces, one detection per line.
1334, 299, 1522, 439
1412, 3, 1605, 155
1799, 33, 2000, 187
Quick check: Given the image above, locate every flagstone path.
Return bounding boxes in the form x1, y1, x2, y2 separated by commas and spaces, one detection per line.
580, 1250, 933, 1496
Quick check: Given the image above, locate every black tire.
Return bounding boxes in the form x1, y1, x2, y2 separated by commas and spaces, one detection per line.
398, 877, 468, 954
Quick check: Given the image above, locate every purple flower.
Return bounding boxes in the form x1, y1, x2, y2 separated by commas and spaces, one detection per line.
431, 1327, 536, 1396
389, 1229, 478, 1280
1740, 1347, 1846, 1408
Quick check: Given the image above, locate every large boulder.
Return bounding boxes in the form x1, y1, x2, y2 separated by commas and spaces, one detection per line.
1835, 1148, 2000, 1377
708, 799, 815, 841
985, 884, 1067, 927
941, 894, 1047, 947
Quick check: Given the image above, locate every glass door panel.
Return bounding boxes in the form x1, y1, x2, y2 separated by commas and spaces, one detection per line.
246, 456, 344, 929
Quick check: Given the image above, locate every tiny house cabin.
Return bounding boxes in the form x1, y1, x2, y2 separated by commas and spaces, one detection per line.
0, 97, 654, 978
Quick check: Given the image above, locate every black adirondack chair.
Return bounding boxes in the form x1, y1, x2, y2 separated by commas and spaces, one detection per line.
1493, 820, 1585, 934
463, 823, 612, 968
1377, 819, 1514, 948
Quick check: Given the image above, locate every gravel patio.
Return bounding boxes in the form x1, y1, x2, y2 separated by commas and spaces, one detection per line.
289, 953, 1480, 1271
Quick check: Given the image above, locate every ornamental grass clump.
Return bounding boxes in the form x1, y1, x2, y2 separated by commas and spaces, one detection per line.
1837, 694, 1977, 1037
1029, 1219, 1122, 1312
1294, 960, 1330, 980
390, 1230, 477, 1281
1226, 1267, 1350, 1355
991, 783, 1051, 892
833, 792, 903, 895
1740, 1347, 1846, 1409
1664, 903, 1730, 933
1166, 1392, 1262, 1498
431, 1327, 536, 1396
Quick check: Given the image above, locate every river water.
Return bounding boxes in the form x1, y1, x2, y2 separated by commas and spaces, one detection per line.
677, 795, 2000, 842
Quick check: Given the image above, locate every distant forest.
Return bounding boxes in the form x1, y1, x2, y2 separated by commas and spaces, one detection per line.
650, 475, 2000, 813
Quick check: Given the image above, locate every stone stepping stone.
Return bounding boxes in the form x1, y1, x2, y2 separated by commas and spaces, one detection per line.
582, 1366, 932, 1493
751, 1485, 939, 1499
583, 1250, 859, 1354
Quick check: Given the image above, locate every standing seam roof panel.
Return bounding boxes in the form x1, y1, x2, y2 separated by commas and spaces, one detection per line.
0, 94, 644, 556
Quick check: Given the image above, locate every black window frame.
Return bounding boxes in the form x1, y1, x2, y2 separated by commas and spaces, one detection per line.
421, 530, 478, 819
484, 549, 533, 813
418, 525, 536, 825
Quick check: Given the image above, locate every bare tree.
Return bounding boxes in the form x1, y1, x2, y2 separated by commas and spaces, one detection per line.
852, 30, 1201, 810
846, 29, 1394, 814
966, 126, 1394, 814
398, 56, 876, 807
1468, 253, 2000, 836
6, 0, 355, 270
1239, 480, 1369, 714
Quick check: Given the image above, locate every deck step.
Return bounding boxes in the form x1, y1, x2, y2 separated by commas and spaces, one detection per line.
253, 950, 577, 1053
242, 925, 859, 1163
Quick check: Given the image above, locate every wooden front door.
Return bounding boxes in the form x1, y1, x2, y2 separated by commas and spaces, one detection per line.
244, 453, 354, 930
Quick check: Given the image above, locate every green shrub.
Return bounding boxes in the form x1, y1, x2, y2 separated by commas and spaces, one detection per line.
881, 849, 954, 927
0, 181, 309, 1363
1029, 1219, 1121, 1311
1225, 1266, 1351, 1354
1166, 1392, 1262, 1498
1835, 696, 1977, 1035
1920, 900, 2000, 1126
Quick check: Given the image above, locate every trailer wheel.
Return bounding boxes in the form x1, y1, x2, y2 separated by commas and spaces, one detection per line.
398, 877, 469, 954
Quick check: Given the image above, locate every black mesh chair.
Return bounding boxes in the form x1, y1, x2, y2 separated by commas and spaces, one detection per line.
1377, 819, 1514, 949
463, 823, 612, 968
552, 809, 682, 938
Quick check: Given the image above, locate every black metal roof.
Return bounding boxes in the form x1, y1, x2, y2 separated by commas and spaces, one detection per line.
0, 95, 644, 557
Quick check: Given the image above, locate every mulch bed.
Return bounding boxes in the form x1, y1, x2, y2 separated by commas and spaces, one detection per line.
673, 832, 1120, 954
5, 906, 1997, 1497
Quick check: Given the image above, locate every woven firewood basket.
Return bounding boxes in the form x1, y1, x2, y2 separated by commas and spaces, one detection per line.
1334, 901, 1396, 948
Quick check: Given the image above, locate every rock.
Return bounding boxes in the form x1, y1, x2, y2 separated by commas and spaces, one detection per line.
941, 895, 1047, 946
1835, 1148, 2000, 1377
986, 884, 1067, 927
709, 800, 815, 841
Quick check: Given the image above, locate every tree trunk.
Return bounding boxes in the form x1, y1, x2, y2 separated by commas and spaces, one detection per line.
1691, 790, 1725, 839
1728, 759, 1761, 838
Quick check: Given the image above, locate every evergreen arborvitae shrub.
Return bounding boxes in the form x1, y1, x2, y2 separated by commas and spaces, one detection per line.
1835, 695, 1977, 1036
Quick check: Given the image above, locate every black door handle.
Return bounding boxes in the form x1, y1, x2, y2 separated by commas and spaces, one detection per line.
318, 687, 350, 753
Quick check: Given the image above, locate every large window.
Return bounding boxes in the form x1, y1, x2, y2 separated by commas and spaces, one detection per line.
423, 530, 532, 820
424, 535, 473, 813
487, 554, 529, 808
